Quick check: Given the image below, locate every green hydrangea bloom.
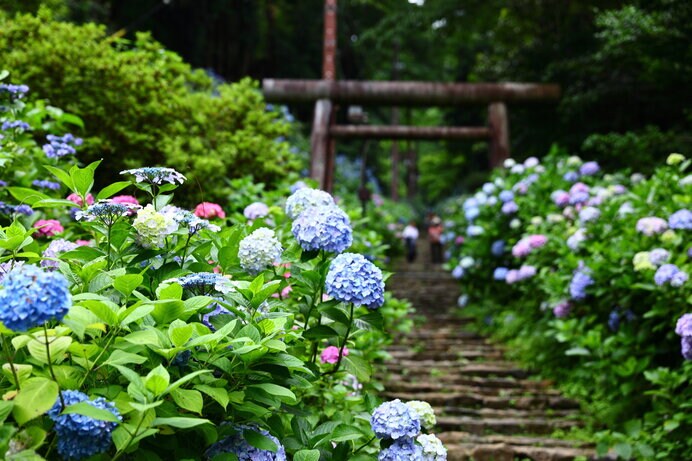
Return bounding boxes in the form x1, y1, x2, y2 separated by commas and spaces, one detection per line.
406, 400, 436, 429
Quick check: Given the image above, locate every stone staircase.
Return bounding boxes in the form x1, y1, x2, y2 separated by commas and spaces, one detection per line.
382, 241, 599, 460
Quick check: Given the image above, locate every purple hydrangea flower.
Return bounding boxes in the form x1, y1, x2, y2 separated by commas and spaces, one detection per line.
41, 239, 79, 270
552, 190, 570, 207
579, 161, 600, 176
570, 264, 594, 300
1, 120, 30, 131
675, 314, 692, 360
493, 267, 509, 280
43, 133, 82, 158
371, 399, 421, 440
553, 301, 571, 318
244, 202, 270, 220
491, 240, 505, 256
205, 425, 286, 461
654, 264, 682, 286
32, 179, 61, 190
563, 171, 579, 182
648, 248, 670, 266
668, 209, 692, 230
499, 190, 514, 203
501, 201, 518, 215
636, 217, 668, 236
578, 206, 601, 223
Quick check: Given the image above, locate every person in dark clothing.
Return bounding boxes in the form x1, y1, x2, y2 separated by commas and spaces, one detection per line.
428, 216, 444, 264
402, 220, 419, 263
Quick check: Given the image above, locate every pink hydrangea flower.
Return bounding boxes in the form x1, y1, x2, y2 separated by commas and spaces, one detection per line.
455, 236, 465, 245
636, 217, 668, 236
66, 193, 94, 207
33, 219, 64, 237
194, 202, 226, 219
320, 346, 349, 364
76, 240, 93, 246
111, 195, 140, 205
511, 235, 547, 258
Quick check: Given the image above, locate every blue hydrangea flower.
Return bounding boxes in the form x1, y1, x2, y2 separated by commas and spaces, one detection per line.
205, 425, 286, 461
578, 206, 601, 223
457, 294, 469, 307
0, 83, 29, 99
32, 179, 61, 190
0, 264, 71, 331
579, 161, 600, 176
493, 267, 509, 281
498, 190, 514, 203
482, 182, 496, 194
491, 240, 505, 256
244, 202, 270, 220
566, 229, 586, 250
501, 201, 518, 215
41, 239, 79, 270
675, 314, 692, 360
378, 438, 423, 461
654, 264, 681, 286
0, 201, 33, 216
285, 187, 334, 219
76, 200, 140, 226
648, 248, 670, 266
289, 180, 308, 194
563, 171, 580, 182
464, 206, 480, 221
47, 390, 121, 460
467, 225, 484, 237
120, 167, 186, 185
668, 209, 692, 230
371, 399, 421, 440
292, 205, 352, 253
326, 253, 385, 309
238, 228, 283, 274
1, 120, 30, 132
417, 434, 448, 461
569, 264, 594, 300
608, 310, 620, 332
43, 133, 82, 158
451, 266, 465, 279
164, 273, 234, 297
166, 208, 220, 235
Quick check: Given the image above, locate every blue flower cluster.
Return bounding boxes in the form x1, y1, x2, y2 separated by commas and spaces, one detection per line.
238, 228, 283, 274
0, 83, 29, 100
668, 209, 691, 230
0, 264, 71, 331
244, 201, 270, 220
326, 253, 385, 309
371, 399, 421, 440
378, 438, 423, 460
654, 264, 688, 287
120, 167, 187, 185
292, 205, 352, 253
491, 240, 505, 256
47, 390, 121, 460
1, 120, 30, 131
165, 272, 234, 296
43, 133, 82, 158
76, 200, 139, 226
32, 179, 61, 190
569, 264, 594, 300
167, 208, 220, 235
205, 425, 287, 461
417, 434, 448, 461
675, 314, 692, 360
0, 201, 33, 216
284, 187, 334, 219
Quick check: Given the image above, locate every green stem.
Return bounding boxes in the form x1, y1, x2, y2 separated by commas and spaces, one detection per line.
43, 324, 65, 409
323, 303, 354, 376
180, 234, 192, 267
106, 223, 113, 270
1, 334, 20, 390
354, 435, 376, 454
77, 328, 118, 389
111, 411, 145, 461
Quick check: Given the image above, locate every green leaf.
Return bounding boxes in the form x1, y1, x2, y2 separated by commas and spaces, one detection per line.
343, 355, 371, 383
330, 424, 364, 443
303, 325, 339, 340
2, 363, 33, 385
0, 400, 14, 423
564, 347, 591, 356
194, 385, 229, 410
145, 365, 170, 396
62, 401, 120, 422
97, 181, 132, 200
243, 428, 277, 452
614, 442, 632, 460
170, 388, 203, 414
152, 417, 211, 428
103, 350, 148, 367
79, 300, 119, 326
164, 370, 212, 395
7, 187, 51, 206
248, 383, 296, 404
113, 274, 143, 298
12, 377, 59, 425
249, 273, 264, 294
26, 336, 72, 364
150, 300, 187, 324
43, 166, 74, 190
624, 419, 641, 438
294, 449, 321, 461
70, 160, 101, 197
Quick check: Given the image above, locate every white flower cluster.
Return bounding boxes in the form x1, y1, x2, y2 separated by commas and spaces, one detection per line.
238, 228, 283, 274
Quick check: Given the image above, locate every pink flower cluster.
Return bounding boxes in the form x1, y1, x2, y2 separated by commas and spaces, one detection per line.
512, 234, 548, 258
194, 202, 225, 219
320, 346, 349, 364
66, 193, 94, 207
505, 265, 537, 284
33, 219, 63, 237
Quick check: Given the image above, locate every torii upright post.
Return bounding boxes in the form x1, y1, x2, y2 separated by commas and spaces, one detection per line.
310, 0, 338, 191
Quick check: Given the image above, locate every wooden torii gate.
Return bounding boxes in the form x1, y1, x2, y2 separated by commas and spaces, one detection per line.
261, 0, 560, 193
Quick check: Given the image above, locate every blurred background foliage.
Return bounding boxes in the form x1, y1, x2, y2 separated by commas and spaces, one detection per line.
0, 0, 690, 204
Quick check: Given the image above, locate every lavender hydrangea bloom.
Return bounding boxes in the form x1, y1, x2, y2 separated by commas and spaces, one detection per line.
553, 301, 571, 318
120, 167, 186, 185
41, 239, 78, 270
675, 314, 692, 360
238, 228, 283, 274
465, 206, 480, 221
491, 240, 505, 256
654, 264, 681, 286
32, 179, 61, 190
418, 434, 448, 461
325, 253, 385, 309
2, 120, 31, 132
552, 190, 570, 207
578, 206, 601, 223
0, 83, 29, 99
76, 200, 140, 226
244, 202, 270, 220
671, 271, 689, 287
567, 229, 586, 250
467, 225, 484, 236
164, 272, 233, 297
292, 205, 352, 253
608, 310, 621, 332
636, 217, 668, 236
579, 161, 600, 176
378, 438, 424, 461
648, 248, 670, 266
371, 399, 421, 440
205, 425, 286, 461
501, 201, 519, 215
285, 187, 334, 219
569, 191, 590, 205
563, 171, 579, 182
570, 264, 594, 300
43, 133, 82, 158
47, 390, 121, 460
289, 180, 308, 194
451, 266, 465, 279
668, 209, 692, 230
518, 265, 537, 279
0, 202, 34, 216
499, 190, 514, 203
0, 264, 71, 331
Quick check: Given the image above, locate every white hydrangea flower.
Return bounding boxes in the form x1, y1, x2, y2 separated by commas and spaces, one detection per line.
133, 204, 178, 248
417, 433, 447, 460
238, 228, 283, 274
406, 401, 437, 429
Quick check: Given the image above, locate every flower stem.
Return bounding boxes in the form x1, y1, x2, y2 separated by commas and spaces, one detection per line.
106, 223, 113, 270
354, 435, 376, 454
323, 303, 354, 376
1, 334, 20, 390
180, 234, 192, 267
43, 324, 65, 409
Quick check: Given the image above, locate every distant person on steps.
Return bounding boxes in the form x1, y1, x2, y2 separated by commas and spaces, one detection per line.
428, 216, 444, 264
402, 220, 419, 263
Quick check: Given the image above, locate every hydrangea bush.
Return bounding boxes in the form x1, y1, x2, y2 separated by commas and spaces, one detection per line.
0, 75, 415, 460
443, 150, 691, 459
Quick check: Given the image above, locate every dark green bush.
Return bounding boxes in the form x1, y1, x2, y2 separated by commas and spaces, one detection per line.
0, 10, 300, 204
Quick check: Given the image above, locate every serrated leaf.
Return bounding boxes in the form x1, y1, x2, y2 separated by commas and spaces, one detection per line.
170, 388, 203, 414
294, 449, 320, 461
145, 365, 170, 395
12, 378, 59, 425
194, 385, 229, 410
62, 401, 120, 422
113, 274, 143, 298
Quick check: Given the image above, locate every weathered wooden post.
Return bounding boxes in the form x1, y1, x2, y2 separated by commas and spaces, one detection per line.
310, 0, 338, 190
488, 102, 509, 168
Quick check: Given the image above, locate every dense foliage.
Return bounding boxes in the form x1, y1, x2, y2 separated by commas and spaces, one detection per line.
0, 76, 444, 460
0, 10, 300, 204
444, 151, 691, 459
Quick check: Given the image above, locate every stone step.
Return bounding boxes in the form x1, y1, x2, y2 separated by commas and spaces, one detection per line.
403, 329, 486, 340
386, 349, 504, 361
438, 432, 593, 448
396, 337, 494, 348
381, 373, 547, 389
436, 415, 580, 435
433, 406, 579, 420
382, 391, 580, 410
444, 442, 600, 461
383, 381, 560, 397
386, 360, 529, 379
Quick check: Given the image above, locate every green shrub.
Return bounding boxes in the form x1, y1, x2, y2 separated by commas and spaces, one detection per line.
0, 10, 300, 204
